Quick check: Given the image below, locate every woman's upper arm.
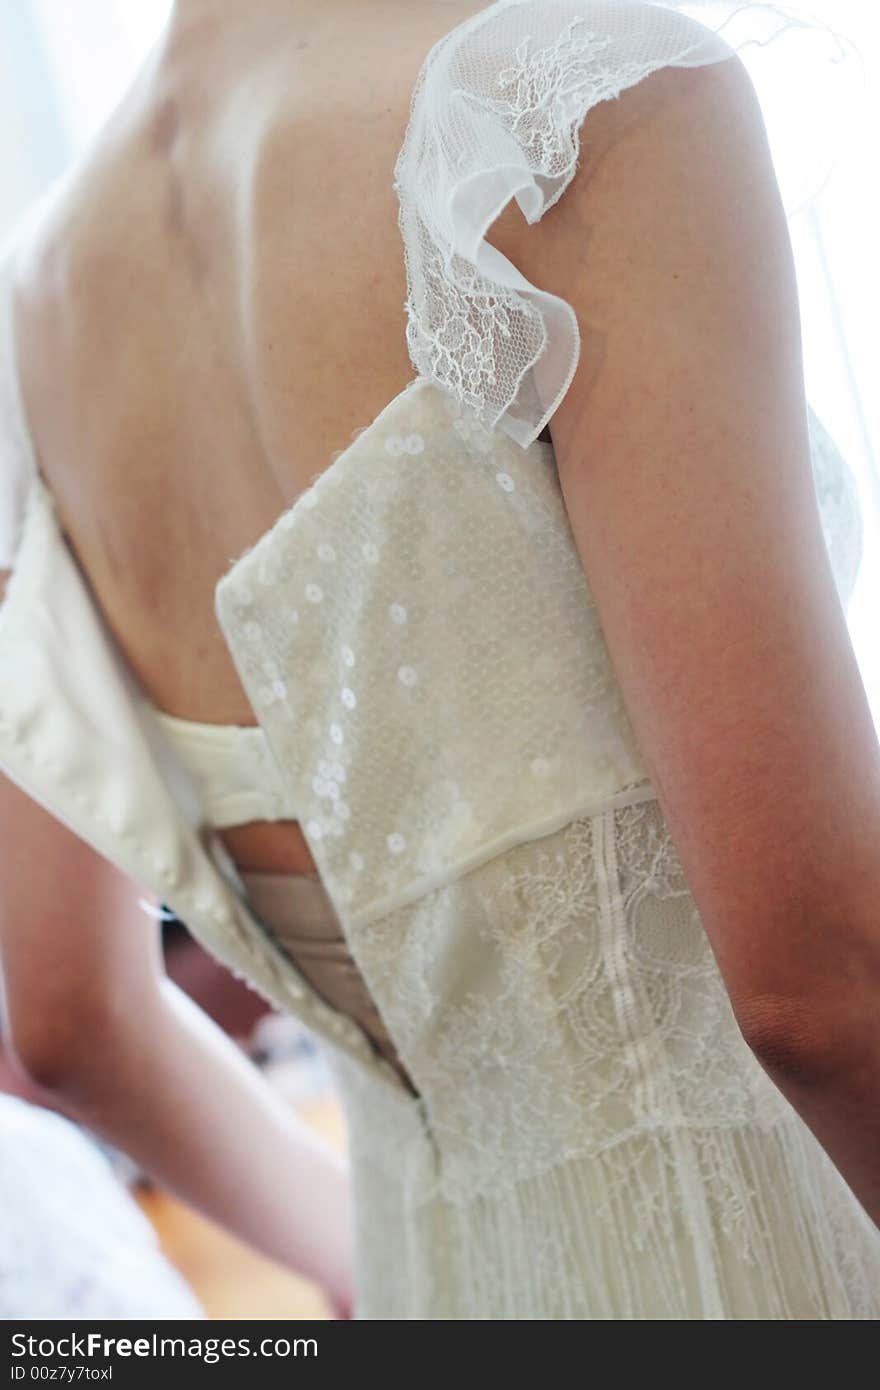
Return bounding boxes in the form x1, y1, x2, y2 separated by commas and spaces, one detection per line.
523, 58, 880, 1016
0, 762, 164, 1084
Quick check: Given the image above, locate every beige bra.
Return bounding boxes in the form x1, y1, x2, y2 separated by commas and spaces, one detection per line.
153, 708, 414, 1094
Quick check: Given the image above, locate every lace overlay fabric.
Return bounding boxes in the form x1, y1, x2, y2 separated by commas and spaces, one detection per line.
324, 797, 880, 1318
215, 379, 862, 939
1, 0, 873, 1322
392, 0, 861, 447
215, 373, 874, 1315
340, 801, 795, 1194
216, 378, 659, 934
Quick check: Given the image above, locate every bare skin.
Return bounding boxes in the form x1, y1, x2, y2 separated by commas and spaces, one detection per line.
5, 0, 880, 1295
1, 0, 505, 1317
9, 0, 491, 877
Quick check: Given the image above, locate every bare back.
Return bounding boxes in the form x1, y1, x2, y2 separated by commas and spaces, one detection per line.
9, 0, 491, 875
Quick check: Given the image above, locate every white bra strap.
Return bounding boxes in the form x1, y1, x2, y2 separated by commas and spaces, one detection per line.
150, 706, 300, 828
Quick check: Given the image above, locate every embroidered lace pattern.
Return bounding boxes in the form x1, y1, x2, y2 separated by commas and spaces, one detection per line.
392, 1, 857, 448
1, 0, 872, 1322
215, 372, 875, 1316
321, 795, 880, 1318
215, 378, 659, 935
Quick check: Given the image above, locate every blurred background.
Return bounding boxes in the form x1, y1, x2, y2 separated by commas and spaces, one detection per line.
1, 0, 878, 1321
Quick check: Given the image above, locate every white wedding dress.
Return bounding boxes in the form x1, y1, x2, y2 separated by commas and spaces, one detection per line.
1, 2, 878, 1318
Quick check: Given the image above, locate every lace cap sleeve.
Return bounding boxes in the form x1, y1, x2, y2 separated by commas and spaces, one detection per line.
393, 0, 863, 449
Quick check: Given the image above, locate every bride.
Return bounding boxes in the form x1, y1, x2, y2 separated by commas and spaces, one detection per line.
1, 0, 878, 1318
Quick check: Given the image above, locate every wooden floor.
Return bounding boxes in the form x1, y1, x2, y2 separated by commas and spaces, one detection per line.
134, 1092, 349, 1320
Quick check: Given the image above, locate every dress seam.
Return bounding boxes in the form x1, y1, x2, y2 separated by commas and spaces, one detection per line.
594, 806, 729, 1320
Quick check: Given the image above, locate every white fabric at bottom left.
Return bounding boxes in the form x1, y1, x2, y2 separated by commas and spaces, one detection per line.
0, 1093, 205, 1320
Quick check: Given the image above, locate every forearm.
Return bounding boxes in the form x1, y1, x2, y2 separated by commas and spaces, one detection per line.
744, 1002, 880, 1229
45, 980, 353, 1305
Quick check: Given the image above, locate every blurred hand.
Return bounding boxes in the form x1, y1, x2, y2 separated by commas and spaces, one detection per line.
329, 1292, 353, 1319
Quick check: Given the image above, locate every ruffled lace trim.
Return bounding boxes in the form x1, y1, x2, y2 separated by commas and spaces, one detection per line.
393, 0, 861, 447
